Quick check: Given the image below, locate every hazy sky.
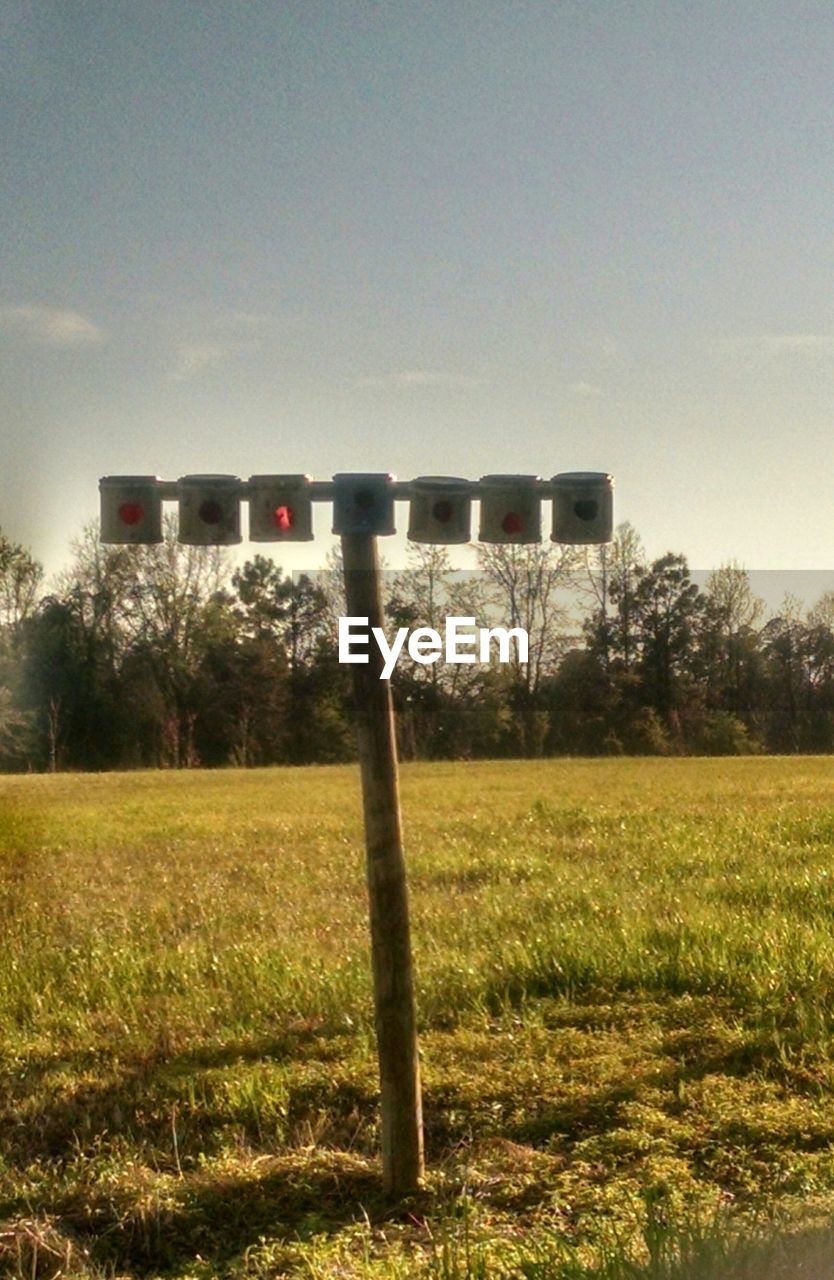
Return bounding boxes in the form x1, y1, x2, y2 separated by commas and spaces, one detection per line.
3, 1, 834, 578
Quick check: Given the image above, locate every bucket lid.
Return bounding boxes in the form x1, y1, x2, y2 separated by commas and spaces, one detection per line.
247, 473, 312, 487
551, 471, 613, 487
177, 474, 241, 487
99, 474, 161, 488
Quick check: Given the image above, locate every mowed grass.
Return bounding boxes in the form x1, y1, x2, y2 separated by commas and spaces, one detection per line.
3, 759, 834, 1276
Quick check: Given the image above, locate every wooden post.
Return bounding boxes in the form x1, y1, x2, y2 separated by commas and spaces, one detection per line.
341, 532, 424, 1197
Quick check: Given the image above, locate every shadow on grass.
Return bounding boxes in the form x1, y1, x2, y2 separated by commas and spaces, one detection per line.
6, 997, 834, 1273
0, 1028, 376, 1169
422, 996, 834, 1174
58, 1152, 397, 1276
5, 999, 827, 1174
7, 1022, 338, 1088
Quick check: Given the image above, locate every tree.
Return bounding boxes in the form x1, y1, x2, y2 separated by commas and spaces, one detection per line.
585, 523, 647, 675
0, 535, 42, 630
760, 595, 808, 753
230, 556, 341, 764
386, 545, 487, 759
124, 521, 228, 765
477, 542, 580, 755
701, 562, 766, 733
37, 519, 230, 768
30, 526, 139, 767
0, 532, 43, 769
803, 591, 834, 750
22, 595, 97, 770
631, 553, 705, 738
232, 555, 330, 670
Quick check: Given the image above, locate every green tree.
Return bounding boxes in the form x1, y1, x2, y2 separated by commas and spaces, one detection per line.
585, 523, 647, 675
477, 542, 579, 756
760, 596, 808, 753
632, 553, 705, 739
0, 531, 43, 768
230, 555, 341, 763
701, 562, 766, 736
386, 545, 487, 759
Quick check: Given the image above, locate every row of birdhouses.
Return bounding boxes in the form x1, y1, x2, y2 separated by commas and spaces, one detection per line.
100, 472, 614, 546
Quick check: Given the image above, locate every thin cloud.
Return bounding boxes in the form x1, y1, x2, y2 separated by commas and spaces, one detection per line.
217, 309, 271, 332
721, 333, 834, 356
575, 334, 625, 368
356, 369, 485, 389
0, 304, 105, 346
760, 333, 834, 353
594, 336, 624, 364
568, 380, 605, 397
171, 341, 235, 382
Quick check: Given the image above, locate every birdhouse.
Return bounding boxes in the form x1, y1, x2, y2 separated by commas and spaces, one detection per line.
332, 473, 396, 536
550, 472, 614, 545
407, 476, 472, 544
477, 474, 542, 544
178, 475, 242, 545
248, 474, 314, 541
99, 475, 163, 545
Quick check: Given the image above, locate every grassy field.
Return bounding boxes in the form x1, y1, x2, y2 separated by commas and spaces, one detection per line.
3, 759, 834, 1277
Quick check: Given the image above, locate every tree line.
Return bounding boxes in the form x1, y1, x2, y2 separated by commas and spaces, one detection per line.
1, 519, 833, 771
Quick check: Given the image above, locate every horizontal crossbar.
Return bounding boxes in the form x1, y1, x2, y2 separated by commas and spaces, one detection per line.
119, 475, 613, 501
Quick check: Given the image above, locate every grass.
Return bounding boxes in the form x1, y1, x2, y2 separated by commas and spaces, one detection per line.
2, 758, 834, 1275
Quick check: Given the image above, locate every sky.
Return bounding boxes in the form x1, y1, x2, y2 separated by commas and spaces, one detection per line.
3, 0, 834, 582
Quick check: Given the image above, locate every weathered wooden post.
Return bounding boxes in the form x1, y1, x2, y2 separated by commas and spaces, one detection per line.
341, 530, 424, 1196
